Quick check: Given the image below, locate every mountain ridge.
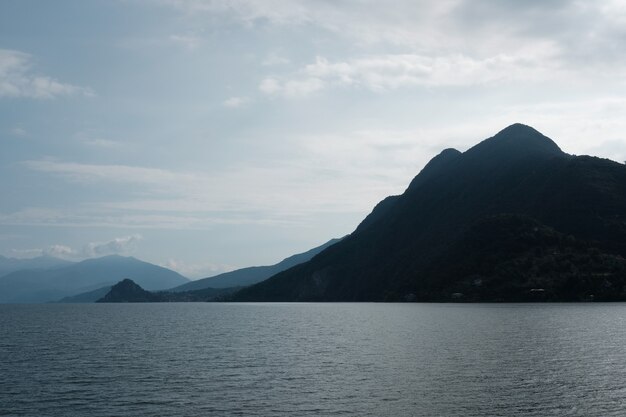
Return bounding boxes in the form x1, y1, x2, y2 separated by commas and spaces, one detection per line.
170, 238, 342, 291
0, 255, 73, 278
233, 124, 626, 302
0, 255, 189, 303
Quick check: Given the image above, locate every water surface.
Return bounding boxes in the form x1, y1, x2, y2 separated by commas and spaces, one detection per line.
1, 303, 626, 416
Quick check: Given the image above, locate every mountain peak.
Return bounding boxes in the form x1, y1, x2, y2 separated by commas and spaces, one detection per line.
495, 123, 541, 136
97, 279, 158, 303
467, 123, 565, 160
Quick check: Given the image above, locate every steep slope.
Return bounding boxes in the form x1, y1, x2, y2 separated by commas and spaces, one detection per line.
234, 124, 626, 301
0, 255, 189, 303
171, 238, 341, 291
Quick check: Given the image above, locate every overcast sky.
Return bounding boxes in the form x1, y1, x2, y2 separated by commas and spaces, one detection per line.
1, 0, 626, 278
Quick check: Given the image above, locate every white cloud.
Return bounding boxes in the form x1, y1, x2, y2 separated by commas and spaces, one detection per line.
10, 244, 76, 259
14, 149, 409, 230
262, 52, 291, 66
47, 244, 78, 258
0, 206, 300, 229
10, 248, 46, 258
260, 50, 564, 97
81, 138, 125, 149
163, 1, 626, 81
259, 75, 324, 98
170, 1, 622, 51
223, 96, 251, 108
20, 159, 381, 215
161, 0, 312, 25
23, 160, 197, 188
73, 131, 127, 149
169, 34, 202, 50
0, 49, 93, 99
8, 235, 143, 261
83, 235, 143, 257
258, 77, 281, 94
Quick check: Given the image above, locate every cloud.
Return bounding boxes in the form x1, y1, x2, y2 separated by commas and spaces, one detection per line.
260, 50, 563, 97
83, 235, 143, 257
163, 1, 626, 80
223, 96, 251, 108
23, 160, 197, 188
9, 235, 143, 261
81, 138, 124, 148
0, 49, 93, 99
259, 75, 324, 98
0, 206, 300, 230
10, 244, 77, 259
21, 158, 394, 213
73, 131, 127, 149
169, 34, 202, 50
262, 52, 291, 66
161, 0, 312, 25
10, 248, 46, 258
164, 1, 623, 50
14, 150, 409, 230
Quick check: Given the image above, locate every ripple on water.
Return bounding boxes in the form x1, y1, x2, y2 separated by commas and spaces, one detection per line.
1, 302, 626, 416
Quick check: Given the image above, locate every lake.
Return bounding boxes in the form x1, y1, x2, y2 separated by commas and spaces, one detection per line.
1, 303, 626, 416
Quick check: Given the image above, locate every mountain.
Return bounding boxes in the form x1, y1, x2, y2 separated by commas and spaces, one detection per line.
0, 255, 73, 278
97, 279, 240, 303
233, 124, 626, 302
97, 279, 162, 303
170, 238, 342, 291
57, 286, 113, 303
0, 255, 189, 303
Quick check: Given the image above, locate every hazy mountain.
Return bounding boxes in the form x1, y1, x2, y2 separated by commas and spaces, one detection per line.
170, 238, 342, 291
0, 255, 189, 303
57, 286, 113, 303
233, 124, 626, 302
0, 255, 73, 278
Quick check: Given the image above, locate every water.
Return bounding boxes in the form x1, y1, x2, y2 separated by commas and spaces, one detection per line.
1, 303, 626, 416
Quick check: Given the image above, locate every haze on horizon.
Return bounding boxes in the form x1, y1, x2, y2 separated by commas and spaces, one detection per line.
1, 0, 626, 278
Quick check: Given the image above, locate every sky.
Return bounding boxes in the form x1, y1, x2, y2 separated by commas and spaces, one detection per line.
1, 0, 626, 278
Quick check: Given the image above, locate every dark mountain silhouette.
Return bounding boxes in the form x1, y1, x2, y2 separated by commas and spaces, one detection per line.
0, 255, 73, 278
170, 238, 342, 291
233, 124, 626, 302
97, 279, 239, 303
97, 279, 161, 303
0, 255, 189, 303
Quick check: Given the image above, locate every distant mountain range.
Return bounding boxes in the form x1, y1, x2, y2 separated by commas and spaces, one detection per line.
0, 255, 189, 303
61, 238, 342, 302
0, 255, 73, 278
170, 238, 342, 292
233, 124, 626, 302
